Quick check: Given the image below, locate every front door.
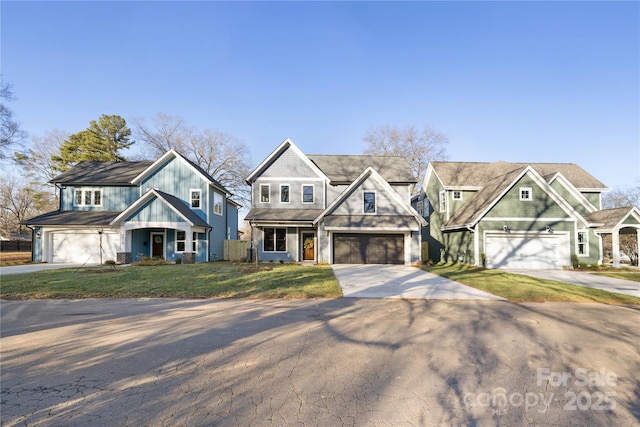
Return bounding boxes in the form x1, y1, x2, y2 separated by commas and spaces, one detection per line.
302, 233, 315, 261
151, 233, 164, 258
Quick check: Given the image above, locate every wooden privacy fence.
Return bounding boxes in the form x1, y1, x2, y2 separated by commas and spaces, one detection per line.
224, 240, 251, 261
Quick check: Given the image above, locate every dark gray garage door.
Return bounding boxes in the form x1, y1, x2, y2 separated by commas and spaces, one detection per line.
333, 234, 404, 264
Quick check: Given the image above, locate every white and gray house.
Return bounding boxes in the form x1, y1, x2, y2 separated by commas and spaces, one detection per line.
245, 139, 426, 265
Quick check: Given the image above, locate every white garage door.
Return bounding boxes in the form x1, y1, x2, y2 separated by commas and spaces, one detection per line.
51, 232, 119, 264
485, 233, 570, 270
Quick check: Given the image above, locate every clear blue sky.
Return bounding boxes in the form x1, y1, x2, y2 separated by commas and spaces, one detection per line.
2, 1, 639, 189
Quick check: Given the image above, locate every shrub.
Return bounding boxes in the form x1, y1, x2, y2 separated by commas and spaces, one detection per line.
104, 260, 116, 266
571, 254, 579, 269
175, 258, 182, 264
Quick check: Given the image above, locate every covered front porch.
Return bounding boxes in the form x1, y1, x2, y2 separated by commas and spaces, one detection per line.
591, 206, 640, 267
116, 225, 210, 264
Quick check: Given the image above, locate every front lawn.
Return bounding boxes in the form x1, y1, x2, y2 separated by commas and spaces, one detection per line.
424, 264, 640, 304
0, 262, 342, 300
590, 271, 640, 282
0, 251, 32, 267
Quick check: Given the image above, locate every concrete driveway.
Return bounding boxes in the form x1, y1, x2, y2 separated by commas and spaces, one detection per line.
332, 264, 504, 300
0, 263, 99, 275
507, 269, 640, 298
2, 298, 638, 426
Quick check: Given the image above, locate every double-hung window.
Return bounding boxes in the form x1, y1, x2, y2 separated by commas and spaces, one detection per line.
280, 184, 290, 203
190, 189, 201, 208
364, 192, 376, 213
577, 231, 588, 256
213, 192, 223, 215
176, 230, 186, 252
264, 228, 286, 252
192, 232, 198, 252
260, 184, 270, 203
302, 185, 314, 203
74, 189, 102, 207
439, 190, 446, 213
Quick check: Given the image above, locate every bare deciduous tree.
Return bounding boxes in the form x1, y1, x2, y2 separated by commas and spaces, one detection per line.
1, 78, 27, 162
134, 113, 251, 204
363, 124, 449, 194
0, 176, 55, 238
14, 129, 68, 196
603, 181, 640, 209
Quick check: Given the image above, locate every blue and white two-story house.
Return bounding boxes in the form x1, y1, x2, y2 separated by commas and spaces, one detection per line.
245, 139, 426, 265
25, 150, 239, 264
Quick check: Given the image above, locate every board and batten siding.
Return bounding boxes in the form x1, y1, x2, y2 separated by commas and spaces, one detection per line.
141, 157, 208, 218
61, 186, 139, 211
128, 198, 188, 223
208, 187, 227, 261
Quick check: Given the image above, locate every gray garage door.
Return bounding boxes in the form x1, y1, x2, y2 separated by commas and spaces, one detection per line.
333, 233, 404, 264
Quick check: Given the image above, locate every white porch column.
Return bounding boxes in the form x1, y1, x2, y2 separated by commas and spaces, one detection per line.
612, 227, 620, 267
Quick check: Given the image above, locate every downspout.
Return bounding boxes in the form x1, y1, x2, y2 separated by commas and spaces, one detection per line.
25, 225, 35, 263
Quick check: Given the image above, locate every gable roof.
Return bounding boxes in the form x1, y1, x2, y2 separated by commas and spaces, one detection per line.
50, 161, 153, 185
131, 149, 229, 194
246, 138, 328, 183
314, 166, 426, 226
588, 206, 640, 232
111, 189, 210, 228
444, 166, 591, 230
430, 161, 607, 190
308, 155, 416, 184
24, 210, 121, 226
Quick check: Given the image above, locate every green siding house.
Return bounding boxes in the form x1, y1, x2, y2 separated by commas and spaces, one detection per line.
25, 150, 240, 264
417, 161, 639, 269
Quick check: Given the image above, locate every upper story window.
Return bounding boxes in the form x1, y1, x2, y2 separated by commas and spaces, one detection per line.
519, 187, 532, 201
260, 184, 270, 203
280, 184, 290, 203
364, 192, 376, 213
213, 192, 223, 215
422, 197, 430, 218
74, 189, 102, 207
302, 185, 314, 203
453, 191, 462, 200
439, 190, 446, 213
190, 189, 201, 208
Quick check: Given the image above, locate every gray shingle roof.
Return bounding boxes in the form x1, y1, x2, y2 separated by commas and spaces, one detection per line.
50, 161, 153, 185
431, 161, 607, 189
245, 208, 324, 222
308, 155, 416, 184
587, 207, 636, 229
24, 210, 121, 226
444, 167, 527, 228
154, 190, 211, 228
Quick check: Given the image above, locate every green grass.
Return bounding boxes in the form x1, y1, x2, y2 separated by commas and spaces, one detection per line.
424, 264, 640, 304
590, 271, 640, 282
0, 262, 343, 300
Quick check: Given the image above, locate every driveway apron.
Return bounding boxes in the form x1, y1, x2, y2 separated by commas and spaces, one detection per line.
332, 264, 504, 300
506, 269, 640, 298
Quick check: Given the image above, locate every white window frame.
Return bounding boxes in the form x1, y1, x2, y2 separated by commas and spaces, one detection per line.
519, 187, 533, 201
439, 190, 447, 213
260, 184, 270, 203
280, 184, 290, 204
302, 184, 314, 204
190, 189, 201, 209
175, 230, 186, 253
213, 192, 223, 216
363, 191, 376, 214
74, 188, 103, 207
263, 227, 287, 252
577, 230, 589, 257
453, 191, 462, 200
192, 231, 198, 253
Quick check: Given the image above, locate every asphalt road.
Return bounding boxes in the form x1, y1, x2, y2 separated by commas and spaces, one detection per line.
2, 298, 639, 426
